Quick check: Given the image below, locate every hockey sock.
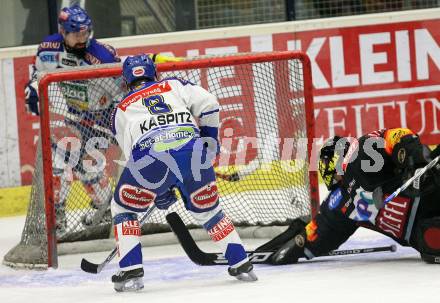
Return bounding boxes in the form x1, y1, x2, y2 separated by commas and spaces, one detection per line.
202, 210, 248, 267
113, 212, 143, 271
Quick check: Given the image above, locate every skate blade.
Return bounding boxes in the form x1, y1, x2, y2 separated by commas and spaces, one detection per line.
114, 277, 144, 292
234, 270, 258, 282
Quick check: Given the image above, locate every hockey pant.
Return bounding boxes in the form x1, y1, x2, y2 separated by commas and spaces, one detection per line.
111, 148, 248, 270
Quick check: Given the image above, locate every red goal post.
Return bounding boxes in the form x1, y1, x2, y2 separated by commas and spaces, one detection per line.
10, 51, 319, 269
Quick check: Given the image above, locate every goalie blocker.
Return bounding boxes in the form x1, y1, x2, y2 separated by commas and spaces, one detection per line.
266, 128, 440, 265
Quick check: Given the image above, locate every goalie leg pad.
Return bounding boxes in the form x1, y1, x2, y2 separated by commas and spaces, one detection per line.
113, 212, 143, 270
77, 170, 113, 208
414, 217, 440, 263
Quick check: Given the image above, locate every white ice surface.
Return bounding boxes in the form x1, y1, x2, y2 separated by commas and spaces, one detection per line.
0, 187, 439, 303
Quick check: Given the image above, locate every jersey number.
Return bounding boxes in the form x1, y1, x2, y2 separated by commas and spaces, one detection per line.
142, 95, 172, 115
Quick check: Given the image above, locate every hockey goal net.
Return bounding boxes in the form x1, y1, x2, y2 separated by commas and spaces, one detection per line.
4, 51, 318, 269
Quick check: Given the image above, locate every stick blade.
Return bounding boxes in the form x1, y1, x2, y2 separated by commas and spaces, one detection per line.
166, 212, 217, 266
80, 258, 100, 274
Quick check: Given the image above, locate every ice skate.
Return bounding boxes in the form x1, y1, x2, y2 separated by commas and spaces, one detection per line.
111, 268, 144, 292
228, 261, 258, 282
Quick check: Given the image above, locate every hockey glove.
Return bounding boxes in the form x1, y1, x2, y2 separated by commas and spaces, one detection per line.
200, 126, 220, 156
392, 135, 430, 169
154, 187, 178, 210
431, 144, 440, 159
25, 82, 39, 115
151, 53, 184, 63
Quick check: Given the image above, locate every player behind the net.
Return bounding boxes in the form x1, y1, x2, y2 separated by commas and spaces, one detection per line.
257, 128, 440, 265
108, 54, 257, 292
24, 4, 182, 235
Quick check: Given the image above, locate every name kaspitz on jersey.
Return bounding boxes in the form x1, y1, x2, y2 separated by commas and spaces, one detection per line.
139, 112, 193, 134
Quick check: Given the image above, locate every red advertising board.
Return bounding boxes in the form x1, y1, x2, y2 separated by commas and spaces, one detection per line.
13, 19, 440, 185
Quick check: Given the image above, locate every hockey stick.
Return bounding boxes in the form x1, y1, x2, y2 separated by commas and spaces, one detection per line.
166, 212, 396, 265
80, 204, 156, 274
215, 171, 240, 182
381, 155, 440, 207
214, 154, 266, 182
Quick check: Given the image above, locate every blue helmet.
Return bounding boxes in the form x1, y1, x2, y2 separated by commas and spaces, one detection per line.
123, 54, 157, 87
58, 5, 92, 33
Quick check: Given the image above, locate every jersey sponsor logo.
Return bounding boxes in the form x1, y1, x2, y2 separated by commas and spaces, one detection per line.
59, 82, 89, 110
191, 182, 219, 210
138, 126, 197, 152
119, 184, 156, 209
118, 81, 172, 111
121, 220, 141, 236
328, 188, 343, 210
208, 215, 234, 242
39, 41, 61, 50
132, 66, 145, 77
39, 52, 57, 62
61, 58, 78, 66
376, 195, 410, 239
139, 112, 193, 134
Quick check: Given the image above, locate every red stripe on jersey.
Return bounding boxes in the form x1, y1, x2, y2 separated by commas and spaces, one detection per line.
118, 81, 172, 111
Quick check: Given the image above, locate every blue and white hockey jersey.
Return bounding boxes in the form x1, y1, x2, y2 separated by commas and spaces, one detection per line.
111, 78, 219, 161
29, 33, 123, 127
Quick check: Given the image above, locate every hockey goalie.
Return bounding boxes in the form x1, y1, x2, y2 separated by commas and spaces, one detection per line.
261, 128, 440, 265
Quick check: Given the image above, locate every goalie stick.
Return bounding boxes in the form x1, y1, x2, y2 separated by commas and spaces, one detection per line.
166, 212, 397, 265
80, 204, 156, 274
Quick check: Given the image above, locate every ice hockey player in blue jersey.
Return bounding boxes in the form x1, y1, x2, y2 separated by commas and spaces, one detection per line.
109, 54, 257, 292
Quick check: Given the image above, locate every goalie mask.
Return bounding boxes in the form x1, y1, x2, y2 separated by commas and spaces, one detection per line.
319, 136, 350, 190
123, 54, 157, 89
